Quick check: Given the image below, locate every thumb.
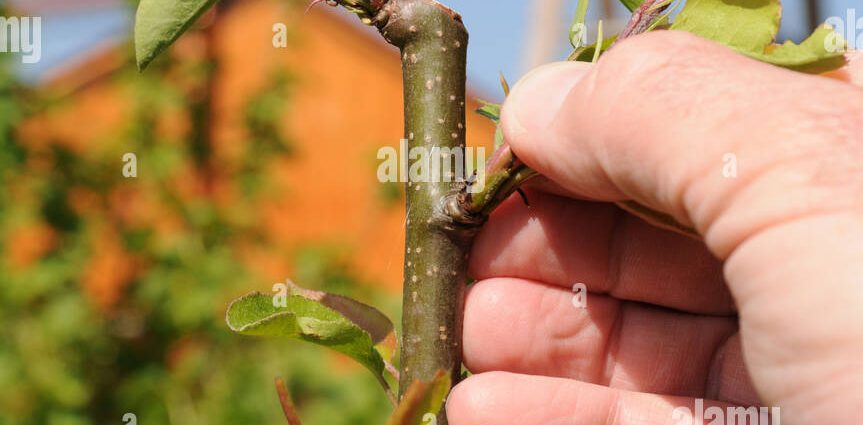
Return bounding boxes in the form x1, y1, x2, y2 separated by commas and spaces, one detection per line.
500, 30, 863, 424
501, 31, 862, 258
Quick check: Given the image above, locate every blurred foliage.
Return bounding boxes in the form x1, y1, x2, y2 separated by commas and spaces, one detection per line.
0, 11, 395, 425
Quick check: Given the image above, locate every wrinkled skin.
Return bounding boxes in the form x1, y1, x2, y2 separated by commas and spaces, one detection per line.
447, 32, 863, 425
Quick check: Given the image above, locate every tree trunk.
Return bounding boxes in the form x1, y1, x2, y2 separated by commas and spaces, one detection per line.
375, 1, 470, 423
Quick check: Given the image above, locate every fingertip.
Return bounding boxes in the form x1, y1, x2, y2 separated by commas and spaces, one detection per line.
444, 375, 472, 424
501, 61, 592, 154
823, 50, 863, 85
446, 372, 511, 425
462, 279, 528, 372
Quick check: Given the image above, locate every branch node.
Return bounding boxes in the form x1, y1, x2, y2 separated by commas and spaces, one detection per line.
434, 188, 486, 241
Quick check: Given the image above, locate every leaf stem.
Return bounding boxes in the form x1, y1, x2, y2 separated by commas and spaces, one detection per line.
275, 377, 303, 425
441, 144, 539, 236
615, 0, 670, 44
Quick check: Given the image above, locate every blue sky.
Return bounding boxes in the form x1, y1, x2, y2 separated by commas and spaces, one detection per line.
13, 0, 861, 97
15, 5, 132, 84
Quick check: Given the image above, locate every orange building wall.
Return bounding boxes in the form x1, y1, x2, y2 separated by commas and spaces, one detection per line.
210, 1, 496, 290
17, 0, 496, 296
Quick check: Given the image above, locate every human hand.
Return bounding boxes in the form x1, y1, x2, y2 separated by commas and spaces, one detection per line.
447, 31, 863, 425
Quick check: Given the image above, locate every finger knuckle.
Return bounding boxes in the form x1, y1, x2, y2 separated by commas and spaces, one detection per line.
786, 93, 863, 197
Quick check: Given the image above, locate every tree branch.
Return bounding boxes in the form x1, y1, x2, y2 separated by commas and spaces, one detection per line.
616, 0, 670, 44
330, 3, 695, 423
334, 1, 469, 423
275, 377, 303, 425
382, 0, 469, 408
440, 144, 538, 237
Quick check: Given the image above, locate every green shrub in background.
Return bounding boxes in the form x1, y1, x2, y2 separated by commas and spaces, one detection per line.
0, 21, 396, 424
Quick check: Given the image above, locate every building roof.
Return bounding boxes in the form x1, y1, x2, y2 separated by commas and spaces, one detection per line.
10, 0, 132, 85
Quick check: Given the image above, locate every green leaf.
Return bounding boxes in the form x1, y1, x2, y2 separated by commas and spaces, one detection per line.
669, 0, 845, 73
476, 101, 505, 148
386, 370, 451, 425
286, 282, 397, 362
671, 0, 780, 54
570, 0, 590, 49
592, 20, 605, 63
475, 101, 501, 123
500, 71, 509, 97
569, 34, 617, 62
226, 285, 395, 388
619, 0, 644, 12
493, 126, 505, 149
499, 72, 511, 97
135, 0, 219, 71
748, 25, 847, 73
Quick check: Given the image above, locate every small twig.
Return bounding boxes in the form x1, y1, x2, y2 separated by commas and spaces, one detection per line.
615, 0, 670, 44
332, 0, 390, 25
377, 375, 398, 407
616, 200, 698, 237
304, 0, 338, 15
441, 144, 539, 237
385, 360, 401, 382
382, 360, 400, 405
516, 188, 530, 207
275, 377, 303, 425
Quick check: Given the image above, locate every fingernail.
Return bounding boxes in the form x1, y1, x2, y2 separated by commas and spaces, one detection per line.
503, 61, 592, 136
